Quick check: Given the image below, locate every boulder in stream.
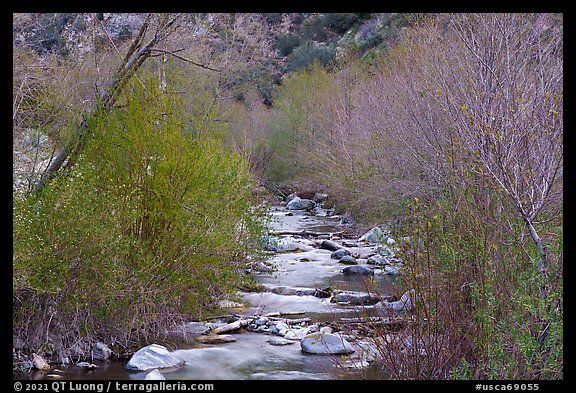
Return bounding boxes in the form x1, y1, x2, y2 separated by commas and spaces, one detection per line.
358, 227, 389, 244
366, 254, 390, 266
31, 353, 50, 370
338, 255, 357, 265
376, 290, 415, 313
92, 342, 112, 361
126, 344, 185, 372
342, 265, 374, 275
301, 332, 355, 355
287, 197, 316, 210
331, 248, 351, 259
320, 239, 343, 251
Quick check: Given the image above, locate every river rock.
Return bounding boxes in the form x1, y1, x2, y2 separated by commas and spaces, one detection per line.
320, 239, 342, 251
377, 245, 395, 258
331, 248, 351, 259
145, 369, 166, 380
301, 332, 355, 355
367, 254, 390, 266
125, 344, 185, 371
286, 193, 298, 204
76, 362, 99, 369
358, 227, 389, 243
287, 197, 316, 210
331, 292, 380, 305
377, 290, 415, 313
271, 286, 316, 296
268, 337, 296, 346
284, 327, 310, 340
382, 265, 402, 275
195, 334, 237, 344
338, 255, 357, 265
31, 353, 50, 370
342, 265, 374, 275
92, 342, 112, 361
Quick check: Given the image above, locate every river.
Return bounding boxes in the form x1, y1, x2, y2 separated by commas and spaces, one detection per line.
16, 202, 403, 380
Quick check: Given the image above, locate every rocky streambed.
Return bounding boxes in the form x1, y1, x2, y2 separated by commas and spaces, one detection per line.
19, 195, 415, 380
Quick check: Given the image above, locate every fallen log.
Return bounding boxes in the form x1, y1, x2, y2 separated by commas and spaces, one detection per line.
266, 317, 311, 325
211, 318, 251, 334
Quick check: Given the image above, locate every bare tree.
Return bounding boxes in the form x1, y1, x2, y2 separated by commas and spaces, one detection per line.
447, 13, 563, 295
31, 13, 183, 193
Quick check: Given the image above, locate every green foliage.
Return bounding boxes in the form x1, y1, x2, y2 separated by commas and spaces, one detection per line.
319, 13, 358, 34
275, 33, 301, 57
13, 70, 266, 357
394, 188, 563, 379
285, 41, 335, 72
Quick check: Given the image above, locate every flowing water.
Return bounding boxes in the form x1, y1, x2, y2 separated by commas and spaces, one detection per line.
18, 204, 402, 380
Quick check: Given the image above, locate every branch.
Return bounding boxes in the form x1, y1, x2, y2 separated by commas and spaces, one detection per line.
149, 48, 221, 72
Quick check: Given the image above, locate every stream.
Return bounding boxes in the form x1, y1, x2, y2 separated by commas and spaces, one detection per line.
17, 202, 405, 380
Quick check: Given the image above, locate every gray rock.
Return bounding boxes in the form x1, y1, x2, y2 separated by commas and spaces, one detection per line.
286, 193, 298, 204
312, 206, 330, 217
92, 342, 112, 361
383, 265, 402, 275
284, 328, 310, 340
255, 317, 269, 325
301, 332, 355, 355
320, 240, 342, 251
378, 290, 415, 312
331, 248, 351, 259
266, 237, 314, 253
358, 227, 389, 243
332, 291, 380, 305
76, 362, 98, 369
145, 369, 166, 380
275, 322, 290, 335
271, 286, 317, 296
268, 337, 296, 346
342, 265, 374, 275
126, 344, 185, 372
338, 255, 357, 265
31, 353, 50, 371
287, 196, 316, 210
377, 245, 396, 258
367, 254, 390, 266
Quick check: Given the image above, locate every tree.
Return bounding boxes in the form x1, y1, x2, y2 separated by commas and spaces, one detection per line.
32, 13, 183, 193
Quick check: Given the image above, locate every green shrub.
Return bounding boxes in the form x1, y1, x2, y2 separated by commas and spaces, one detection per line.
319, 13, 357, 34
13, 70, 266, 358
275, 33, 301, 56
285, 41, 335, 72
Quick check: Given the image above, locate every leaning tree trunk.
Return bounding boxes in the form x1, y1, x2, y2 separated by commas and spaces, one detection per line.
31, 13, 181, 194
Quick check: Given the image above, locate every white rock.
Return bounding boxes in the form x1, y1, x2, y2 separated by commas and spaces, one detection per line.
145, 369, 166, 380
126, 344, 185, 371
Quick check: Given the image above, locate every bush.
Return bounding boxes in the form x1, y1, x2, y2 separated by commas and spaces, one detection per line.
13, 70, 266, 359
275, 33, 301, 57
285, 41, 335, 72
319, 13, 358, 34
